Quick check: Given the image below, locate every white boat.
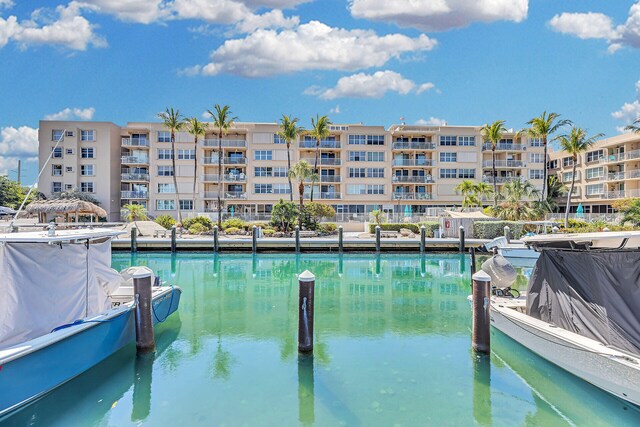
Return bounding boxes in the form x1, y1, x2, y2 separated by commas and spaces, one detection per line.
0, 228, 182, 417
480, 231, 640, 407
485, 236, 539, 267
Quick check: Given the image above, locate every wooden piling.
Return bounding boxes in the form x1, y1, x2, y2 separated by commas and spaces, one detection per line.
298, 270, 315, 353
504, 226, 511, 244
170, 225, 177, 253
375, 225, 381, 252
469, 247, 476, 277
131, 225, 137, 254
133, 270, 155, 354
213, 225, 219, 253
295, 225, 300, 253
420, 225, 426, 253
252, 225, 258, 253
471, 271, 491, 354
459, 225, 465, 253
338, 225, 343, 253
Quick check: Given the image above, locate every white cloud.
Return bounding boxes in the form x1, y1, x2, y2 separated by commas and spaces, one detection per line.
173, 0, 249, 24
233, 9, 299, 33
191, 21, 436, 77
612, 80, 640, 132
306, 70, 434, 100
0, 0, 14, 9
415, 117, 447, 126
44, 107, 96, 121
329, 105, 340, 114
242, 0, 311, 8
80, 0, 169, 24
349, 0, 528, 32
0, 126, 39, 158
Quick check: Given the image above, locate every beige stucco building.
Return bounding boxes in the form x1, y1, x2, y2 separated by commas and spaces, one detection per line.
38, 120, 547, 221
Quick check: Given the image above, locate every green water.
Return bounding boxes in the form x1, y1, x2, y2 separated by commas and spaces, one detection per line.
3, 253, 640, 426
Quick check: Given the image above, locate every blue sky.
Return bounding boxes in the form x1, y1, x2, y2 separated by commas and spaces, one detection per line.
1, 0, 640, 184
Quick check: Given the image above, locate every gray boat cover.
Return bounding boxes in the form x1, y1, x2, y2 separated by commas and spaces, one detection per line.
526, 250, 640, 355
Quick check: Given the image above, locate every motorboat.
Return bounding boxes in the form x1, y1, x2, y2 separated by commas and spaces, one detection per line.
479, 231, 640, 407
484, 236, 539, 267
0, 228, 182, 417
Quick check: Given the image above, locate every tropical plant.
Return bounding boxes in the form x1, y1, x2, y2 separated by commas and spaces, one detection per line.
207, 104, 237, 228
491, 179, 541, 221
158, 107, 186, 224
0, 176, 38, 209
546, 175, 567, 210
288, 160, 317, 225
122, 203, 148, 230
308, 114, 331, 201
270, 199, 299, 233
556, 127, 604, 227
453, 180, 477, 208
221, 217, 247, 230
522, 112, 572, 201
182, 216, 213, 230
474, 182, 494, 205
614, 198, 640, 226
370, 209, 386, 225
186, 117, 209, 204
481, 120, 507, 207
155, 214, 176, 230
278, 115, 304, 201
301, 201, 336, 230
625, 117, 640, 133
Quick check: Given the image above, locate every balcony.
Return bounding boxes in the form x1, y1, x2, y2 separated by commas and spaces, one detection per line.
392, 192, 432, 200
304, 192, 342, 200
482, 176, 520, 184
202, 157, 246, 165
392, 141, 435, 150
121, 173, 150, 181
121, 138, 149, 147
482, 143, 524, 151
202, 139, 246, 148
201, 173, 247, 182
121, 156, 149, 165
312, 175, 342, 183
121, 191, 149, 199
299, 140, 341, 149
482, 160, 524, 168
607, 171, 625, 181
203, 191, 247, 199
392, 175, 435, 183
300, 157, 342, 166
392, 159, 436, 167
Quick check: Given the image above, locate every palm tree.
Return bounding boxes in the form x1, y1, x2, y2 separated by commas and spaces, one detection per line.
158, 108, 186, 224
207, 104, 237, 228
625, 117, 640, 133
493, 179, 541, 221
557, 127, 604, 227
186, 117, 209, 208
454, 179, 479, 208
308, 114, 332, 201
523, 112, 572, 201
122, 203, 148, 231
481, 120, 507, 207
278, 115, 304, 201
288, 160, 317, 220
474, 182, 494, 205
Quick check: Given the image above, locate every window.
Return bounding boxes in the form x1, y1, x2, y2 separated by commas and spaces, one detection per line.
80, 130, 95, 141
80, 165, 94, 176
52, 182, 62, 193
179, 200, 193, 210
562, 172, 575, 182
586, 184, 604, 195
274, 167, 288, 177
530, 138, 543, 147
367, 185, 384, 195
367, 152, 384, 162
66, 166, 73, 172
158, 166, 174, 176
348, 135, 366, 145
64, 184, 73, 190
586, 150, 604, 163
66, 148, 74, 155
563, 157, 574, 167
439, 168, 457, 179
349, 168, 366, 178
52, 147, 63, 158
547, 159, 558, 169
529, 153, 543, 163
178, 149, 196, 160
440, 152, 457, 162
158, 183, 175, 193
52, 164, 62, 176
80, 182, 94, 193
156, 200, 175, 210
81, 148, 94, 158
158, 131, 171, 142
458, 169, 476, 179
349, 151, 366, 162
440, 136, 457, 146
52, 130, 63, 141
458, 136, 475, 146
273, 134, 286, 144
367, 135, 385, 145
529, 169, 544, 180
367, 168, 385, 178
500, 138, 514, 144
255, 184, 273, 194
254, 150, 273, 161
586, 167, 604, 179
347, 184, 366, 195
274, 184, 290, 194
254, 167, 273, 177
65, 131, 74, 137
158, 149, 173, 160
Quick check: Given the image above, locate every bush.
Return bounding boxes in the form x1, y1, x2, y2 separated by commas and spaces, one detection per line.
302, 202, 336, 230
367, 222, 439, 236
221, 218, 247, 231
224, 227, 243, 235
270, 199, 299, 232
155, 214, 176, 230
188, 223, 208, 234
473, 221, 525, 240
182, 216, 213, 231
262, 229, 276, 237
318, 222, 337, 234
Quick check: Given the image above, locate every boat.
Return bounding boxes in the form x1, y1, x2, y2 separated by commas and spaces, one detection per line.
0, 227, 182, 418
484, 221, 559, 267
479, 231, 640, 407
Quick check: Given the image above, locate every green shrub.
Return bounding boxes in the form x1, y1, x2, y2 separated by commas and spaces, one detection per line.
188, 223, 208, 234
419, 222, 440, 237
318, 222, 337, 234
182, 216, 213, 230
155, 214, 176, 230
221, 218, 247, 230
262, 229, 276, 237
367, 222, 439, 236
224, 227, 243, 235
473, 221, 524, 239
270, 199, 299, 232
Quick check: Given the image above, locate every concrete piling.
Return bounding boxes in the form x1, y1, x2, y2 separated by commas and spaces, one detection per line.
133, 270, 155, 354
170, 225, 177, 253
504, 226, 511, 244
459, 225, 465, 253
375, 225, 381, 252
471, 271, 491, 354
298, 270, 315, 353
420, 225, 426, 253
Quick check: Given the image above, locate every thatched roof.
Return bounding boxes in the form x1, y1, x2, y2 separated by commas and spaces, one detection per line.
443, 210, 495, 219
26, 198, 107, 217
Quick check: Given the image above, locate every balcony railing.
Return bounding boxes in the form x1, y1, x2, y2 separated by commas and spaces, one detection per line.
202, 157, 246, 165
121, 156, 149, 164
392, 159, 436, 167
392, 142, 435, 150
312, 175, 342, 183
121, 173, 150, 181
482, 143, 524, 151
203, 191, 247, 199
300, 157, 342, 166
121, 191, 149, 199
299, 140, 341, 149
303, 192, 342, 200
202, 139, 246, 148
121, 138, 150, 147
392, 192, 432, 200
201, 173, 247, 182
481, 176, 520, 184
392, 175, 435, 183
482, 160, 523, 168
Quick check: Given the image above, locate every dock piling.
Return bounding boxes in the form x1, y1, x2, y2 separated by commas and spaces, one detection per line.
420, 225, 426, 253
170, 225, 177, 253
504, 226, 511, 244
375, 225, 381, 252
133, 270, 155, 354
298, 270, 315, 353
295, 225, 300, 253
469, 247, 476, 278
131, 225, 137, 253
252, 225, 258, 253
459, 225, 465, 253
471, 271, 491, 354
213, 225, 219, 253
338, 225, 343, 253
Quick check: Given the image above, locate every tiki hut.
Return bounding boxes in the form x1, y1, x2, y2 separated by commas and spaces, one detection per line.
26, 199, 108, 223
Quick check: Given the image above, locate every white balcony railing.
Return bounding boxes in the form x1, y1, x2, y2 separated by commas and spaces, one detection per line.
202, 139, 246, 147
481, 176, 521, 184
392, 192, 432, 200
392, 142, 435, 150
121, 156, 149, 164
392, 159, 436, 167
300, 157, 342, 166
121, 138, 150, 147
121, 173, 150, 181
201, 173, 247, 182
392, 175, 435, 183
482, 143, 524, 151
121, 191, 149, 199
303, 192, 342, 200
482, 160, 524, 168
299, 140, 341, 149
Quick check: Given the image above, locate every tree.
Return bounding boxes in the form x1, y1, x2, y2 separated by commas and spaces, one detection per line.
370, 209, 385, 225
122, 203, 148, 230
158, 108, 186, 224
474, 182, 494, 205
557, 127, 603, 227
270, 199, 299, 233
522, 112, 572, 201
625, 117, 640, 133
278, 115, 304, 202
0, 176, 38, 209
492, 179, 541, 221
308, 114, 331, 201
614, 198, 640, 226
481, 120, 507, 207
302, 201, 336, 230
455, 179, 480, 208
287, 160, 317, 225
186, 117, 209, 207
207, 104, 237, 228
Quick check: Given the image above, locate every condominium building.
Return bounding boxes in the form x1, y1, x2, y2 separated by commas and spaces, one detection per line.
38, 120, 547, 221
548, 132, 640, 214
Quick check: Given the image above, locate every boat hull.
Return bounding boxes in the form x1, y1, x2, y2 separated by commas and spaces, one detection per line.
497, 246, 539, 260
491, 303, 640, 407
0, 286, 181, 418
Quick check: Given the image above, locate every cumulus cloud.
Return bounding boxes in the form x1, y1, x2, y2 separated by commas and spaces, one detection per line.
612, 80, 640, 132
550, 2, 640, 52
349, 0, 528, 32
0, 125, 39, 175
44, 107, 96, 121
415, 117, 447, 126
80, 0, 170, 24
0, 0, 14, 9
306, 70, 435, 100
188, 21, 436, 77
233, 9, 299, 33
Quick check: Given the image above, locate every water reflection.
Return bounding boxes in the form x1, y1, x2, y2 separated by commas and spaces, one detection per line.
131, 354, 153, 422
472, 353, 492, 426
297, 354, 315, 426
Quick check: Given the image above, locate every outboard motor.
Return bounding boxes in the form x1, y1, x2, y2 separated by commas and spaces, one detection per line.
481, 255, 519, 298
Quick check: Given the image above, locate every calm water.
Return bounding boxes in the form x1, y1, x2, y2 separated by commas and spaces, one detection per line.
3, 253, 640, 426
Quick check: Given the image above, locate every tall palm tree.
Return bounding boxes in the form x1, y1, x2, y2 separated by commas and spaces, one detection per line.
278, 115, 304, 202
157, 108, 185, 224
493, 179, 541, 221
481, 120, 507, 207
207, 104, 237, 228
288, 160, 317, 220
523, 112, 572, 201
122, 203, 148, 233
186, 117, 209, 208
474, 182, 494, 205
454, 179, 479, 208
625, 117, 640, 133
308, 114, 331, 201
557, 127, 604, 227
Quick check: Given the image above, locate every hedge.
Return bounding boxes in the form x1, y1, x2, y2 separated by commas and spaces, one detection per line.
473, 221, 524, 240
368, 222, 439, 237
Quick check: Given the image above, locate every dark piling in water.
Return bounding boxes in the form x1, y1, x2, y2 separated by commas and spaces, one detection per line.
471, 271, 491, 354
133, 270, 155, 354
298, 270, 315, 353
131, 225, 137, 253
171, 225, 177, 253
459, 225, 465, 253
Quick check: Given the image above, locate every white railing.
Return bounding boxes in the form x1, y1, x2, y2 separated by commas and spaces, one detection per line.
121, 138, 149, 147
201, 173, 247, 182
202, 139, 246, 147
121, 191, 148, 199
482, 160, 523, 168
121, 173, 150, 181
303, 192, 342, 200
392, 142, 435, 150
482, 143, 524, 151
300, 157, 342, 166
392, 159, 436, 167
203, 191, 247, 199
392, 175, 435, 183
392, 192, 432, 200
299, 140, 341, 149
481, 176, 520, 183
121, 156, 149, 164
